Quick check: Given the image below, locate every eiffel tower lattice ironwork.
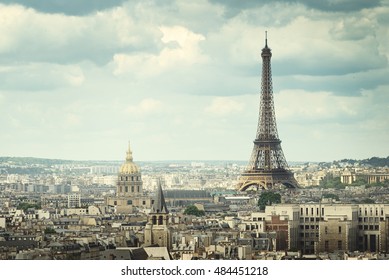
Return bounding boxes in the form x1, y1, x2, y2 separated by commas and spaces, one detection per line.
238, 34, 299, 191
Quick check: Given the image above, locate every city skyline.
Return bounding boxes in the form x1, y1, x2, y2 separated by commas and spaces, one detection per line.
0, 0, 388, 162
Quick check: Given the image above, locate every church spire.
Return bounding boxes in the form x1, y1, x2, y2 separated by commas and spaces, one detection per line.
126, 141, 133, 162
151, 179, 169, 214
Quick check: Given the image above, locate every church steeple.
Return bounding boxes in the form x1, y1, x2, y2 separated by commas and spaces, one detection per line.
144, 179, 171, 249
151, 179, 168, 214
126, 141, 134, 162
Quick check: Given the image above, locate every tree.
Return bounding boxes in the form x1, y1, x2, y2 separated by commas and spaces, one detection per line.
184, 205, 205, 216
17, 202, 41, 211
258, 191, 281, 210
322, 193, 339, 201
360, 198, 375, 204
320, 174, 344, 189
44, 228, 57, 234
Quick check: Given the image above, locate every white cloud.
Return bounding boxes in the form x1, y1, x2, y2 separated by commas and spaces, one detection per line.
112, 25, 207, 77
0, 63, 85, 90
205, 97, 245, 115
65, 113, 81, 128
126, 98, 163, 116
275, 89, 363, 122
0, 1, 388, 161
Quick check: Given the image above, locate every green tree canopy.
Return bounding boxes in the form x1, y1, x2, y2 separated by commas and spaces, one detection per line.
258, 191, 281, 210
44, 228, 57, 234
320, 174, 344, 189
184, 205, 205, 216
322, 193, 339, 201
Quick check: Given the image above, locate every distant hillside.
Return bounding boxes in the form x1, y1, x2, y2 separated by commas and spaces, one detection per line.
0, 157, 75, 165
334, 156, 389, 167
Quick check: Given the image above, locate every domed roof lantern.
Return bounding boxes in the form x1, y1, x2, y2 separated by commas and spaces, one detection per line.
119, 141, 140, 174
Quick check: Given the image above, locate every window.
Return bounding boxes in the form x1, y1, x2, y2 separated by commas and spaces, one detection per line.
306, 208, 308, 215
338, 226, 342, 234
338, 240, 342, 250
325, 240, 329, 251
325, 226, 328, 234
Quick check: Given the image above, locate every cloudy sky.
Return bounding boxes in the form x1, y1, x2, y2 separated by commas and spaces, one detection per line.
0, 0, 388, 162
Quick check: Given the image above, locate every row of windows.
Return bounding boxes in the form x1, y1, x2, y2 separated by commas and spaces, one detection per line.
300, 207, 324, 216
119, 186, 141, 193
113, 199, 153, 206
300, 225, 319, 230
324, 226, 342, 234
245, 224, 263, 230
300, 217, 323, 223
300, 207, 385, 218
300, 232, 319, 238
358, 225, 380, 230
120, 176, 141, 181
359, 207, 384, 216
358, 217, 384, 223
300, 224, 380, 233
324, 240, 342, 251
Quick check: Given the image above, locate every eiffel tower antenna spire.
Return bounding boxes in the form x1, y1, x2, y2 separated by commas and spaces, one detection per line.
237, 33, 299, 191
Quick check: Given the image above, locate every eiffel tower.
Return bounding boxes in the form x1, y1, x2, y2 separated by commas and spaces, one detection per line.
238, 34, 299, 191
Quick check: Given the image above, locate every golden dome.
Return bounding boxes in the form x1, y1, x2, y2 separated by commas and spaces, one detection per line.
119, 142, 141, 174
